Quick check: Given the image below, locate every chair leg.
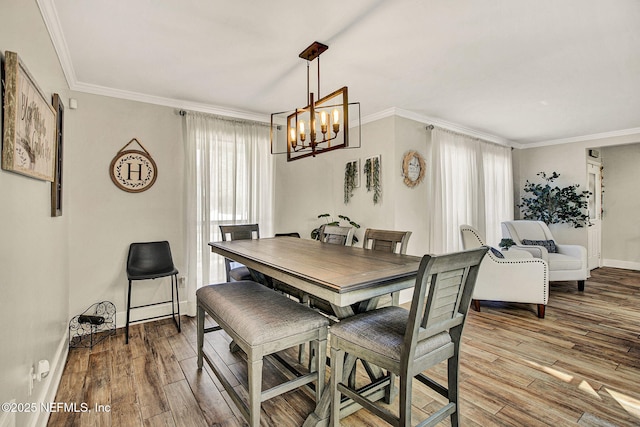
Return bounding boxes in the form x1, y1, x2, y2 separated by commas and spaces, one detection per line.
125, 280, 132, 344
399, 373, 412, 427
537, 304, 546, 318
578, 280, 585, 292
472, 299, 481, 312
313, 338, 327, 402
248, 355, 263, 427
448, 354, 460, 427
173, 274, 181, 333
196, 304, 204, 369
330, 347, 345, 427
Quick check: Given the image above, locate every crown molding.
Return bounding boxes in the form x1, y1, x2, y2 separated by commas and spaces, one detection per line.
521, 127, 640, 149
362, 107, 515, 147
72, 81, 272, 123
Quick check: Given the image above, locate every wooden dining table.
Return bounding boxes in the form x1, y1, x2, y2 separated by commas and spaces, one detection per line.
209, 236, 423, 426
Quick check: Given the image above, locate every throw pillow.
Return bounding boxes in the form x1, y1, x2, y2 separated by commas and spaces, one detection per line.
521, 239, 558, 253
490, 247, 505, 259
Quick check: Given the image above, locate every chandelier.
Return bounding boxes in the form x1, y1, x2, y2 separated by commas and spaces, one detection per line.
271, 41, 359, 161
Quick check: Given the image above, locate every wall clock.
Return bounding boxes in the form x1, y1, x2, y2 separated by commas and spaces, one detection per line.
109, 138, 157, 193
402, 150, 425, 188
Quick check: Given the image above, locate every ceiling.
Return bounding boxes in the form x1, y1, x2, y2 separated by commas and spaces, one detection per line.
40, 0, 640, 146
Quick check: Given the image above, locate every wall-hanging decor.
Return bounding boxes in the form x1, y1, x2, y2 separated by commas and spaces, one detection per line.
1, 51, 57, 181
51, 94, 64, 216
109, 138, 157, 192
364, 155, 381, 204
344, 159, 359, 204
402, 150, 425, 188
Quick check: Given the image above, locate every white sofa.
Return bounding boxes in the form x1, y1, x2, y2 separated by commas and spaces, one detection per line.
501, 220, 588, 291
460, 225, 549, 318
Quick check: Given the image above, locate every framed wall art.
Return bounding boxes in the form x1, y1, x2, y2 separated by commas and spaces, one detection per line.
2, 51, 57, 181
402, 150, 425, 188
109, 138, 158, 193
51, 94, 64, 216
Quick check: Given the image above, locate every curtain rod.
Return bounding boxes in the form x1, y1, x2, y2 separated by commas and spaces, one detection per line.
426, 124, 509, 148
178, 109, 271, 128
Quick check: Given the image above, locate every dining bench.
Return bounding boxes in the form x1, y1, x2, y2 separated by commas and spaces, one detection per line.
196, 280, 329, 427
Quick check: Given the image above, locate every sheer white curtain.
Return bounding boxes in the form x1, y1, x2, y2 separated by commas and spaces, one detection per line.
184, 112, 274, 300
427, 127, 512, 253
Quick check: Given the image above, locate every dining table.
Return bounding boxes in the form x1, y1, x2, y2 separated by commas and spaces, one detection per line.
208, 236, 423, 426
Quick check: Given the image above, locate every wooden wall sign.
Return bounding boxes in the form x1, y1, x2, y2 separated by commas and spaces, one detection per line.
2, 51, 57, 181
109, 138, 157, 192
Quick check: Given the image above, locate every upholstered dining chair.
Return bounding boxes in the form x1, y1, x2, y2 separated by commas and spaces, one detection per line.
501, 220, 588, 291
318, 225, 354, 246
329, 247, 488, 427
362, 228, 412, 254
125, 241, 180, 344
460, 224, 549, 318
219, 224, 260, 282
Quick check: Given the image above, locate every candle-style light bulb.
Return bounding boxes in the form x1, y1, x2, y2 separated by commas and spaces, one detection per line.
320, 111, 328, 134
290, 126, 297, 148
332, 109, 340, 134
299, 121, 306, 142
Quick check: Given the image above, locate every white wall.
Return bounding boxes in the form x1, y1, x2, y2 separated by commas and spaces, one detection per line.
513, 132, 640, 263
65, 93, 184, 323
273, 115, 432, 256
600, 143, 640, 268
0, 1, 70, 425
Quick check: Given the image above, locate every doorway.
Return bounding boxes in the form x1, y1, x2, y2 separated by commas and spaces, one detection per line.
586, 160, 602, 270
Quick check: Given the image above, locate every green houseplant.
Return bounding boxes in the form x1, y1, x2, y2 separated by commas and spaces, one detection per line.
518, 171, 591, 228
499, 238, 515, 250
311, 213, 361, 244
344, 161, 358, 204
364, 156, 381, 204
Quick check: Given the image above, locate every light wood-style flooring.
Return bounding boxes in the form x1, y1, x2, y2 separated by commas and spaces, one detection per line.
48, 267, 640, 426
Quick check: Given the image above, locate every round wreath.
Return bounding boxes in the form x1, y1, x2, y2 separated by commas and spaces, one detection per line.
402, 150, 425, 188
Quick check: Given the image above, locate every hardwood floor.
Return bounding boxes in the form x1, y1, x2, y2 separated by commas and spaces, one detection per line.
48, 267, 640, 426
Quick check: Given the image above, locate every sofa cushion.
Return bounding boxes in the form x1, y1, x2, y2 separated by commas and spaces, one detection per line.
548, 253, 582, 271
490, 247, 505, 259
522, 239, 558, 253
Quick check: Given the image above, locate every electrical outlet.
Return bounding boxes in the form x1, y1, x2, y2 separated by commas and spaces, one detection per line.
178, 276, 186, 288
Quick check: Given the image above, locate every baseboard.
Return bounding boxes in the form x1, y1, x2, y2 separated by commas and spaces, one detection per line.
30, 332, 69, 427
115, 300, 191, 328
602, 259, 640, 271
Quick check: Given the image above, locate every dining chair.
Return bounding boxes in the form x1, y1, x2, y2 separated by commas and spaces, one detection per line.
362, 228, 412, 254
319, 225, 354, 246
219, 224, 260, 282
329, 247, 488, 427
125, 241, 180, 344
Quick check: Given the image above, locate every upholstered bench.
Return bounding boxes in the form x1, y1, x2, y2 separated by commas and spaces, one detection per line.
196, 281, 329, 427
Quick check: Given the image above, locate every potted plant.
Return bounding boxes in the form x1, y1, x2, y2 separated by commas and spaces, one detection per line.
518, 171, 591, 228
311, 213, 361, 244
499, 238, 515, 250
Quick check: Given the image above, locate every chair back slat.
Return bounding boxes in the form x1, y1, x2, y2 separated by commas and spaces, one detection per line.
319, 225, 354, 246
363, 228, 412, 254
220, 224, 260, 241
403, 247, 487, 368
